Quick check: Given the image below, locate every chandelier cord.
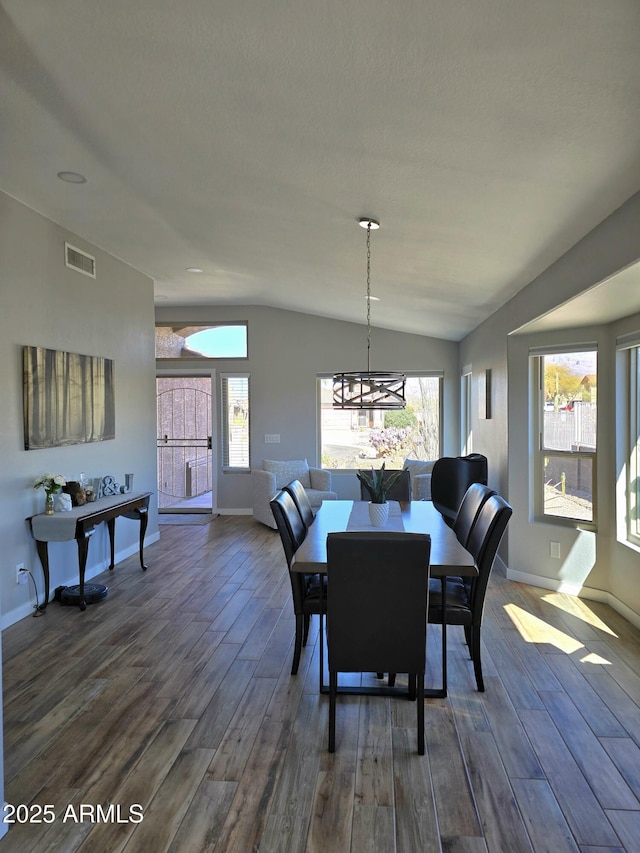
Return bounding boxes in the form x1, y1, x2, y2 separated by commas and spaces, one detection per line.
366, 222, 371, 374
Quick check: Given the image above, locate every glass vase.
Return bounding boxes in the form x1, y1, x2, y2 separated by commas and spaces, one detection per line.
45, 494, 55, 515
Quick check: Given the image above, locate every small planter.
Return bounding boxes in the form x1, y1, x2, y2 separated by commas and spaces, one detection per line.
368, 502, 389, 527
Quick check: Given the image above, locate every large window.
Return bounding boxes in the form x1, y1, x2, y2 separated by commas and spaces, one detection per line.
532, 347, 597, 524
319, 374, 441, 469
221, 375, 250, 470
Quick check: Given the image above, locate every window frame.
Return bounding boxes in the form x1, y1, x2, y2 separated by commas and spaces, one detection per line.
531, 345, 597, 529
616, 332, 640, 548
220, 373, 250, 472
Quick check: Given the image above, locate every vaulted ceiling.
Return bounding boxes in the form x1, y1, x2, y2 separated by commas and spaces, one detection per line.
2, 1, 639, 340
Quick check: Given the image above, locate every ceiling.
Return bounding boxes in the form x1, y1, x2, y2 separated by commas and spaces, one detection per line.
2, 1, 639, 341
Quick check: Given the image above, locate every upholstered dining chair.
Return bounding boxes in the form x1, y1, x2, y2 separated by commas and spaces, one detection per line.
283, 479, 315, 531
326, 531, 431, 754
452, 483, 496, 549
358, 468, 412, 502
428, 494, 512, 692
270, 490, 325, 675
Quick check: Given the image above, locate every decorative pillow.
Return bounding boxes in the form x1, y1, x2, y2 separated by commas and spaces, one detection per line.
403, 458, 435, 478
263, 459, 311, 489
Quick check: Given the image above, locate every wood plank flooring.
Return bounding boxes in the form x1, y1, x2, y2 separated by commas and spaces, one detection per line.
2, 515, 640, 851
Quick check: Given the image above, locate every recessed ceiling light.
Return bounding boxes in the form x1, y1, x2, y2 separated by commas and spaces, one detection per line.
185, 267, 204, 273
57, 171, 87, 184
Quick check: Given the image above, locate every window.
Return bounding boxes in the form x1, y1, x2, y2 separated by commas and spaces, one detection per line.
616, 332, 640, 547
156, 324, 248, 359
531, 347, 597, 524
221, 375, 250, 469
318, 374, 441, 469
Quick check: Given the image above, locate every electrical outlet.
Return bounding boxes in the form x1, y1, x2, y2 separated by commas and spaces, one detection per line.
16, 563, 26, 584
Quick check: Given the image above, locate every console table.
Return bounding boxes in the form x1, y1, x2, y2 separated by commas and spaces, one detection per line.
27, 492, 152, 611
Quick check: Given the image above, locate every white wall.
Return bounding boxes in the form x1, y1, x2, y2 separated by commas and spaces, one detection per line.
460, 191, 640, 625
0, 191, 159, 629
156, 304, 461, 507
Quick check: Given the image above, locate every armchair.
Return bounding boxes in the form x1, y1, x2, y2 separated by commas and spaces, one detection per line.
252, 459, 337, 528
403, 458, 436, 500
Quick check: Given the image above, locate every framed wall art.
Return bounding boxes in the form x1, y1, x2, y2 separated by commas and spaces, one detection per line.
23, 345, 115, 450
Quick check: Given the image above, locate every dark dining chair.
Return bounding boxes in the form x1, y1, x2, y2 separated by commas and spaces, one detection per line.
326, 531, 431, 754
452, 482, 496, 549
428, 494, 512, 692
358, 468, 412, 502
270, 490, 325, 675
283, 478, 315, 531
431, 453, 488, 527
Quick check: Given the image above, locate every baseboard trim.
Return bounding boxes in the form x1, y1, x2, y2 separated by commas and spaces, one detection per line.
506, 568, 640, 631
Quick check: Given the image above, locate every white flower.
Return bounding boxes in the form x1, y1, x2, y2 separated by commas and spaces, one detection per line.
33, 473, 67, 495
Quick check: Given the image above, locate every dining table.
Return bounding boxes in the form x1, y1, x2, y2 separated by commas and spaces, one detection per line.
291, 499, 476, 699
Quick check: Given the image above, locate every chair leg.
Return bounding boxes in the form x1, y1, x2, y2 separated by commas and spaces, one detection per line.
471, 626, 484, 692
417, 672, 425, 755
291, 615, 304, 675
408, 673, 416, 701
464, 625, 472, 656
302, 613, 311, 646
328, 671, 337, 752
388, 673, 396, 687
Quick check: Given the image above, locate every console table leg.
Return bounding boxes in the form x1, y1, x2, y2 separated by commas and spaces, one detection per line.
107, 518, 116, 570
76, 529, 94, 611
138, 508, 149, 570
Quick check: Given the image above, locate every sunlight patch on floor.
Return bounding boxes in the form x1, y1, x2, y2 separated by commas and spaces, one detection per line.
504, 603, 584, 653
541, 592, 618, 637
579, 652, 612, 665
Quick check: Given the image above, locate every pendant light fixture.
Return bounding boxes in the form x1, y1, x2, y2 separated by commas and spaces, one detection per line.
332, 218, 406, 409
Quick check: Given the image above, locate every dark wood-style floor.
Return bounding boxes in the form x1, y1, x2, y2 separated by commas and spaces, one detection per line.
2, 515, 640, 852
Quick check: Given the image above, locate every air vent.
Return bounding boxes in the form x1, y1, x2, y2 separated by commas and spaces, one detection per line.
65, 242, 96, 278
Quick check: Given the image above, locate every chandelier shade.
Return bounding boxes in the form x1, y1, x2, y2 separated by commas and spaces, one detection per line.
332, 218, 406, 410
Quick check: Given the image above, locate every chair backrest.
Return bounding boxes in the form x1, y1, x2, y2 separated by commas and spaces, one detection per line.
465, 494, 512, 618
453, 483, 496, 549
326, 531, 431, 675
431, 454, 488, 522
270, 490, 307, 569
283, 479, 315, 530
358, 468, 412, 502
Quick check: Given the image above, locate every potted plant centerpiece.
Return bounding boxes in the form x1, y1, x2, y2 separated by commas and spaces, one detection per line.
356, 463, 405, 527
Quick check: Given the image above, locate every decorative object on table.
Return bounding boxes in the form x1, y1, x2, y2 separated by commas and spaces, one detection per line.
23, 345, 115, 450
101, 475, 119, 496
84, 484, 96, 502
55, 493, 73, 512
92, 477, 103, 499
122, 473, 134, 493
332, 218, 406, 410
63, 481, 87, 506
33, 472, 67, 515
356, 463, 405, 526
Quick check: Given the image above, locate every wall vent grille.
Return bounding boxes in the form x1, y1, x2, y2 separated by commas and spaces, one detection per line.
65, 242, 96, 278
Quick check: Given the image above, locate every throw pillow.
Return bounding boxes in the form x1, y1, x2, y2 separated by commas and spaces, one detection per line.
403, 458, 435, 478
263, 459, 311, 489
